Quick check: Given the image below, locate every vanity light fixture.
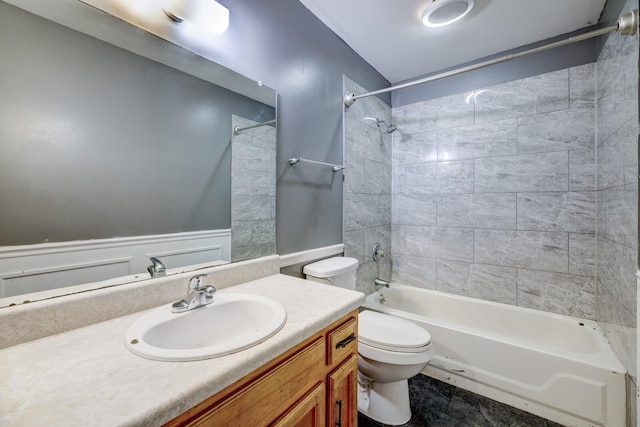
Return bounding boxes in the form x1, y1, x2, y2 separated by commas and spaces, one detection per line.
161, 0, 229, 36
421, 0, 474, 28
79, 0, 229, 40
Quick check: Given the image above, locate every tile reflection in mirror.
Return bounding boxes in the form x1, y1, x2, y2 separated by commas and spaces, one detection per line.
231, 115, 277, 262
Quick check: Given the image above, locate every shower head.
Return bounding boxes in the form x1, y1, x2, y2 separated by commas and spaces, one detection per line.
363, 117, 398, 134
379, 120, 397, 134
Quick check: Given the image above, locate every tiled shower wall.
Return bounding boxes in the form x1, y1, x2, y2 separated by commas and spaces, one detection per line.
343, 77, 392, 294
390, 65, 598, 319
595, 0, 638, 420
231, 115, 277, 262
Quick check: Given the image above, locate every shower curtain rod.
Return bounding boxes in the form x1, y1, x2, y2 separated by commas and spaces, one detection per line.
233, 118, 276, 135
344, 9, 638, 107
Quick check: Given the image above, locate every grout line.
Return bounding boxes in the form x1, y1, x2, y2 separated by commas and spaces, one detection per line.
567, 67, 571, 110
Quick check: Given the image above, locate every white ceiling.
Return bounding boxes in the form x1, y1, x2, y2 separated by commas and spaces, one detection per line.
298, 0, 608, 83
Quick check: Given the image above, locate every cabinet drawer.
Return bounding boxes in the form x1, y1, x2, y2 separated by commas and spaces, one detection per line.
187, 337, 326, 426
326, 317, 358, 366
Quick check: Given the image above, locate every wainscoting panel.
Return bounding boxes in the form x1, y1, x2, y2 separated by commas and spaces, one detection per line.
0, 230, 231, 298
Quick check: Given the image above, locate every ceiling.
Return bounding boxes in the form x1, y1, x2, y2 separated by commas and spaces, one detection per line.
298, 0, 608, 83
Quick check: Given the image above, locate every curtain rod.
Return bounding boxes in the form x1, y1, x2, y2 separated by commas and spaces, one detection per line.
344, 9, 638, 107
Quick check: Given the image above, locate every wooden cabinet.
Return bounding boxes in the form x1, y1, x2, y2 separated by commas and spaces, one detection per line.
165, 310, 359, 427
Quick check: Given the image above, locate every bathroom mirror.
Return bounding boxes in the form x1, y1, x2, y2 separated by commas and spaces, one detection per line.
0, 0, 277, 307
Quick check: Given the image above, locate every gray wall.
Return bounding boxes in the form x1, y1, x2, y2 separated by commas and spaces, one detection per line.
209, 0, 390, 255
0, 3, 274, 245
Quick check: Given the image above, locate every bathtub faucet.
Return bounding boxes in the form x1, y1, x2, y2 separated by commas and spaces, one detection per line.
374, 278, 389, 288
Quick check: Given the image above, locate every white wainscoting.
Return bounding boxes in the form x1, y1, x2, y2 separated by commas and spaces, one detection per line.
0, 230, 231, 298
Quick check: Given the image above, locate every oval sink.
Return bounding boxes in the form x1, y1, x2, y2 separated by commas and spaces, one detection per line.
125, 293, 286, 361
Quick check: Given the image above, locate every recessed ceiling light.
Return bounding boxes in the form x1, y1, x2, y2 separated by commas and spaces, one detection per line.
421, 0, 475, 28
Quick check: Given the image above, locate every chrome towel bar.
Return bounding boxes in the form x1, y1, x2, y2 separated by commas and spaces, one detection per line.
288, 157, 345, 172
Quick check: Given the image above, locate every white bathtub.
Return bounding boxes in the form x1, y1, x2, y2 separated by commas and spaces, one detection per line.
363, 284, 626, 427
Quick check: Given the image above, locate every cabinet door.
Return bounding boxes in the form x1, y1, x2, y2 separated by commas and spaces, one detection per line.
327, 354, 358, 427
270, 382, 325, 427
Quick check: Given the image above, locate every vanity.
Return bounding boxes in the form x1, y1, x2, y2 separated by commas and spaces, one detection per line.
168, 309, 359, 426
0, 257, 365, 427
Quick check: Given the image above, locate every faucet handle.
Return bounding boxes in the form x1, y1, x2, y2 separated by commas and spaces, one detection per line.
188, 274, 210, 291
372, 242, 385, 262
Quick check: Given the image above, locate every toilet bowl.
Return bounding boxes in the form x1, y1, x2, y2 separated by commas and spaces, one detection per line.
303, 257, 434, 426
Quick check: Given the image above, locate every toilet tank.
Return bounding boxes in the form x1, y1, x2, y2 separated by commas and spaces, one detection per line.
303, 257, 359, 290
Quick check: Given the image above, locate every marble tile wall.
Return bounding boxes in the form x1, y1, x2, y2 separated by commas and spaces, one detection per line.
231, 115, 277, 262
391, 65, 597, 320
595, 0, 638, 419
343, 77, 392, 295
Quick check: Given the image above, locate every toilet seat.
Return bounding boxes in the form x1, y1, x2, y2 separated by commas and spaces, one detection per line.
359, 310, 431, 352
359, 341, 433, 365
358, 311, 433, 365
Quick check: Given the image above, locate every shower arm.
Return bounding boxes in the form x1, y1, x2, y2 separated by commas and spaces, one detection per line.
344, 9, 638, 107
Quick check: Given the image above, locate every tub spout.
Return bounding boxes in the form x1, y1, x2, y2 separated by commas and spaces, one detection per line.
374, 278, 389, 288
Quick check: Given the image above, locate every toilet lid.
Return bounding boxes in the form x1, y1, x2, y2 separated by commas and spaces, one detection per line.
303, 257, 359, 278
359, 310, 431, 352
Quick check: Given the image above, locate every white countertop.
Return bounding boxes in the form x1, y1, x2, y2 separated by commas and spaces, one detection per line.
0, 274, 365, 426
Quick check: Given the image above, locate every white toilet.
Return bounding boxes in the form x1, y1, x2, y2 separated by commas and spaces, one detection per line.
303, 257, 433, 426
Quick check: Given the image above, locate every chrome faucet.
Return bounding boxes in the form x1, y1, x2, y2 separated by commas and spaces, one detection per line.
171, 274, 216, 313
147, 257, 166, 278
374, 278, 389, 288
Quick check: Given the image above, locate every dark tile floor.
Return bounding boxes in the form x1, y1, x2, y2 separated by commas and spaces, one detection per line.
358, 374, 564, 427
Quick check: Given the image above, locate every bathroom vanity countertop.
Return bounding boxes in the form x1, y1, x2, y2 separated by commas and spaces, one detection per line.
0, 274, 365, 426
